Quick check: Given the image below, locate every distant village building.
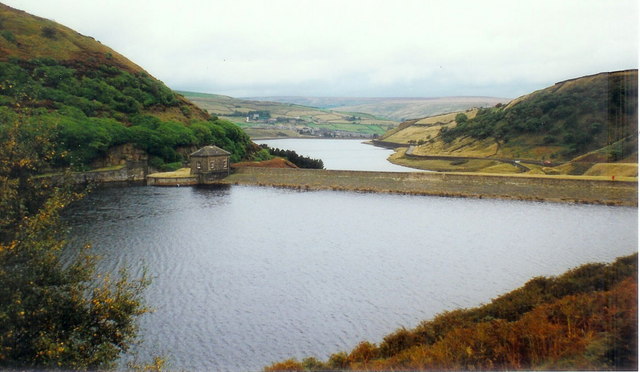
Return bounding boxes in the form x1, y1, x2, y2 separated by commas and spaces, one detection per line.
190, 145, 231, 183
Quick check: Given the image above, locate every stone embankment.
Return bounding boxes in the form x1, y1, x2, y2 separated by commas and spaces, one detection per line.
218, 167, 638, 206
44, 164, 147, 185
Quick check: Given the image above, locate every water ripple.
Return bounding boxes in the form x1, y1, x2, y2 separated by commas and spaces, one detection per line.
64, 186, 638, 371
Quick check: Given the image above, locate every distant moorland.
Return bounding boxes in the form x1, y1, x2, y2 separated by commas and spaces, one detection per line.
244, 96, 510, 121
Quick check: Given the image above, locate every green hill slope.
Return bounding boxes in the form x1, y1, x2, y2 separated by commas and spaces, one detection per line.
380, 70, 638, 176
178, 91, 397, 138
0, 3, 253, 171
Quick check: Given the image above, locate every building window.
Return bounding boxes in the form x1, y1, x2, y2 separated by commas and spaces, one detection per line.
223, 159, 228, 169
196, 161, 201, 169
210, 160, 216, 170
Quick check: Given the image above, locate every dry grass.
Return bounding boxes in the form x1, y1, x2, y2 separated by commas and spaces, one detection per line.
411, 137, 499, 158
414, 109, 478, 125
584, 163, 638, 177
388, 148, 639, 180
383, 125, 448, 144
232, 158, 298, 168
385, 110, 479, 144
147, 168, 192, 178
0, 4, 143, 73
389, 150, 506, 172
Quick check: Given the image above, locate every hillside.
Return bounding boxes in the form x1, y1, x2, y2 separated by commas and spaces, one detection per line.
379, 70, 638, 176
0, 3, 254, 172
266, 253, 638, 371
0, 4, 143, 74
244, 96, 510, 121
178, 91, 397, 138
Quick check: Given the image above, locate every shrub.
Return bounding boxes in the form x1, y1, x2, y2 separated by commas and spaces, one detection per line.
0, 113, 149, 369
327, 352, 349, 369
41, 26, 57, 39
348, 341, 379, 363
1, 30, 17, 44
543, 135, 556, 144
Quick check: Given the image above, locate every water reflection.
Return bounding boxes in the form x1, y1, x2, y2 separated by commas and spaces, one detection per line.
255, 138, 420, 172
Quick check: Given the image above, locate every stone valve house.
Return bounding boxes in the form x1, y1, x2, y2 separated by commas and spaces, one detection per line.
189, 145, 231, 183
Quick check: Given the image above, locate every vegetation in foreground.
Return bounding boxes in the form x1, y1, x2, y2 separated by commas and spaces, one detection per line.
0, 4, 243, 369
265, 254, 637, 371
0, 112, 150, 369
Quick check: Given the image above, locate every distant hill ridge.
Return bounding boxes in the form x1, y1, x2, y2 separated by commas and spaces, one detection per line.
243, 96, 510, 121
554, 69, 638, 86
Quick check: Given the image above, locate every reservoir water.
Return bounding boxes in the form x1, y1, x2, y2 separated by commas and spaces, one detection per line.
255, 138, 418, 172
64, 185, 638, 371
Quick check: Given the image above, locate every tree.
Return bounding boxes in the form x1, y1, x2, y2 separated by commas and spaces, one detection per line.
0, 109, 148, 369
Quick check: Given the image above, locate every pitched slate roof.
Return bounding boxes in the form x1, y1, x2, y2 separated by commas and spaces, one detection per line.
190, 145, 231, 157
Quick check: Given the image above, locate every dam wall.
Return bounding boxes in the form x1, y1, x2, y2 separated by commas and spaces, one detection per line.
219, 167, 638, 206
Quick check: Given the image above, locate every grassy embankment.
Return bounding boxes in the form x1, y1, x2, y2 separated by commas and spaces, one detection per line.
265, 253, 638, 371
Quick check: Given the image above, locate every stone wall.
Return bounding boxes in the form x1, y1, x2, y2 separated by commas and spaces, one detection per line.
48, 163, 147, 186
91, 144, 149, 169
146, 175, 198, 186
219, 167, 638, 206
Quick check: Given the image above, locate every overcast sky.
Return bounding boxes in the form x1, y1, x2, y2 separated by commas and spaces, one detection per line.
4, 0, 638, 98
